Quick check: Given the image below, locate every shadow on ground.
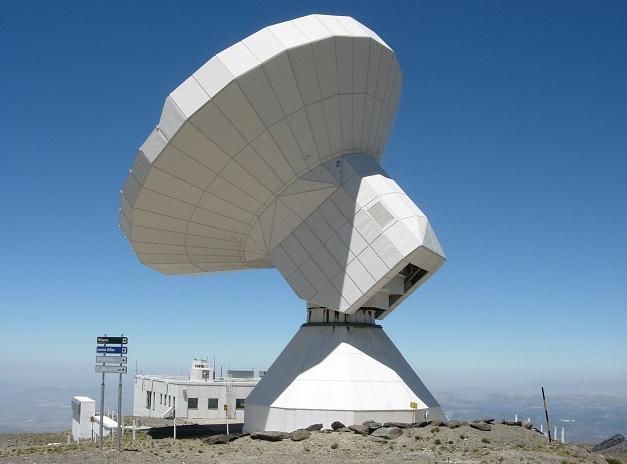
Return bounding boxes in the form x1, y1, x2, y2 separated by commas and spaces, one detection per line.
147, 423, 243, 439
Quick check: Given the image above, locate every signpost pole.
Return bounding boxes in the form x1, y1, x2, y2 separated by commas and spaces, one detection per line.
225, 404, 229, 436
409, 401, 417, 424
117, 333, 123, 452
99, 336, 106, 449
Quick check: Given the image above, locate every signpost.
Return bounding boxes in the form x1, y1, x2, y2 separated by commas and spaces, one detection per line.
99, 345, 105, 449
224, 404, 229, 436
409, 401, 417, 424
96, 334, 127, 452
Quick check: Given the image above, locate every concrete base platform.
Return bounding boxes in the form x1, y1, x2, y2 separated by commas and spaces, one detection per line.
244, 321, 441, 432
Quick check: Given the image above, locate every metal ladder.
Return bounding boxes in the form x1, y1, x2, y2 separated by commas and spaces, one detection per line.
225, 377, 235, 419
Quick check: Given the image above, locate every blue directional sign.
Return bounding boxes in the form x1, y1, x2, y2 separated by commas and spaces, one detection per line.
96, 345, 127, 354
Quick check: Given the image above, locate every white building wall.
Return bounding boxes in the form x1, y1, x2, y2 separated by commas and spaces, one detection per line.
133, 375, 256, 421
71, 396, 96, 441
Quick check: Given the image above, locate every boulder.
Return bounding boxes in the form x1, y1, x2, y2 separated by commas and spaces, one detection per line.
369, 436, 388, 443
204, 434, 229, 445
305, 423, 323, 431
371, 426, 403, 440
331, 421, 345, 430
592, 434, 625, 452
447, 420, 467, 429
477, 418, 495, 424
470, 422, 492, 432
415, 421, 432, 428
289, 429, 311, 441
431, 420, 448, 427
250, 431, 287, 442
363, 420, 382, 432
501, 420, 515, 426
383, 422, 412, 429
522, 421, 533, 430
337, 427, 352, 432
349, 424, 370, 435
204, 433, 243, 444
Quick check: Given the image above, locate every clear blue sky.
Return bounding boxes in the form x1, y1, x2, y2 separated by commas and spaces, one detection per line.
1, 1, 625, 395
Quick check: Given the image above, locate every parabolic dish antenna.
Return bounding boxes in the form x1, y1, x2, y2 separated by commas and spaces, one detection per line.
120, 14, 446, 432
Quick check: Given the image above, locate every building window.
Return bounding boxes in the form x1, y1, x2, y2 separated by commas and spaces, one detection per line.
208, 398, 218, 409
160, 394, 163, 405
168, 395, 171, 406
188, 398, 198, 409
146, 391, 152, 409
236, 399, 245, 410
72, 400, 81, 422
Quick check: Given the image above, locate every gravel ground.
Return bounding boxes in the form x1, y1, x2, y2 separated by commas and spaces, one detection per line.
0, 424, 615, 464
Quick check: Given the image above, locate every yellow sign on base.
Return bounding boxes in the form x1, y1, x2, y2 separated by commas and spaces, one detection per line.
410, 402, 418, 409
224, 404, 228, 411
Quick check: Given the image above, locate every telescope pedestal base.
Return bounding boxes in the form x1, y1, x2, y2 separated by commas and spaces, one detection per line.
244, 320, 441, 432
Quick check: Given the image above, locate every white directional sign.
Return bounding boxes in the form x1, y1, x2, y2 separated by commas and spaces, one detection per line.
96, 356, 127, 364
95, 365, 127, 374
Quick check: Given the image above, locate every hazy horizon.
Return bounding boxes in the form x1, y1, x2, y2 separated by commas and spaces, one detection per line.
2, 354, 627, 397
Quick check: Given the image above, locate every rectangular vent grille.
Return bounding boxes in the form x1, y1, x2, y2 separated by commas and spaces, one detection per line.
368, 201, 394, 228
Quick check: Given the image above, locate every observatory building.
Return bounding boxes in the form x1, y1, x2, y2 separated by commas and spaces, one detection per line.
133, 359, 260, 421
120, 14, 446, 432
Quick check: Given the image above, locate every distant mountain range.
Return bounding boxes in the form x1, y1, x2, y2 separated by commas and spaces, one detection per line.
0, 382, 624, 443
435, 389, 627, 443
0, 382, 133, 434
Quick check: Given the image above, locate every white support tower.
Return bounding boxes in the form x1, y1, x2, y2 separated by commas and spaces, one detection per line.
245, 308, 440, 431
120, 14, 446, 432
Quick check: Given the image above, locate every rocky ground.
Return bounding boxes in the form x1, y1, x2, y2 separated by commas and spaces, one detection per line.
592, 434, 626, 462
0, 419, 623, 464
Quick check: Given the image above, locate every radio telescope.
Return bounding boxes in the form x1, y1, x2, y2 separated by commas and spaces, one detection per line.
120, 14, 446, 432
